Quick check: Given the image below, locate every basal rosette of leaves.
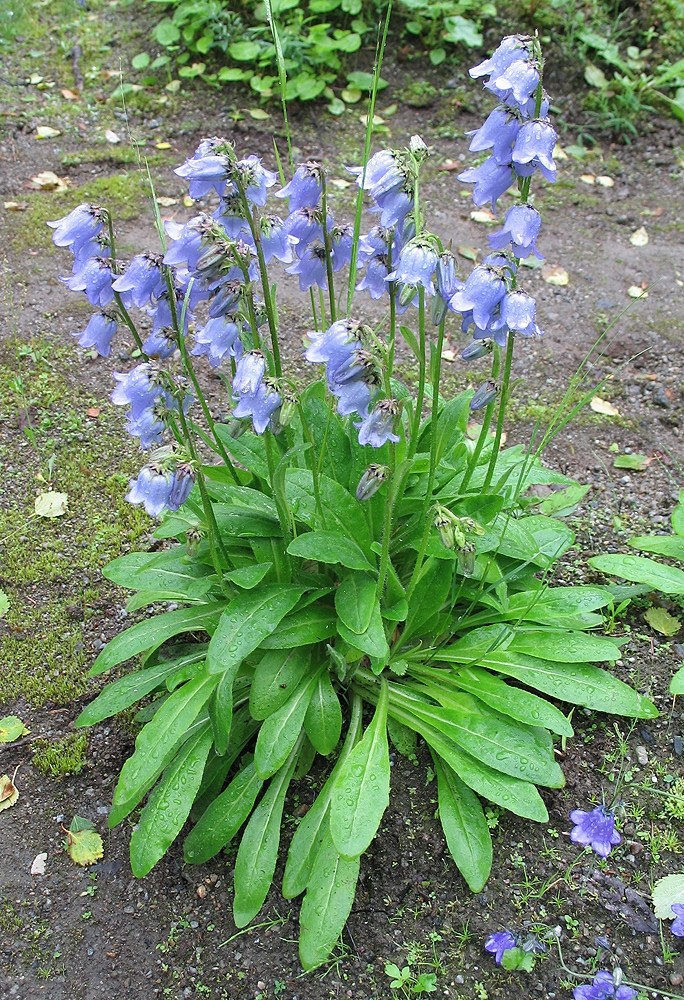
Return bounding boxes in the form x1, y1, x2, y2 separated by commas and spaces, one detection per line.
51, 36, 658, 970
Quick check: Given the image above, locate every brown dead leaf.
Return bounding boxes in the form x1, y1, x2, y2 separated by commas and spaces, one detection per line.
542, 265, 569, 286
470, 209, 497, 224
0, 771, 19, 812
437, 159, 461, 171
86, 407, 100, 418
3, 201, 29, 211
61, 89, 79, 100
29, 171, 69, 192
590, 396, 621, 417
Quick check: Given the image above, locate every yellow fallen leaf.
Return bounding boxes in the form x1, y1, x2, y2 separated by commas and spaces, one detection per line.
628, 285, 648, 298
61, 88, 79, 100
156, 196, 177, 207
630, 226, 649, 247
63, 816, 104, 866
29, 170, 69, 192
590, 396, 620, 417
29, 73, 43, 84
470, 209, 496, 224
595, 175, 614, 187
580, 174, 595, 185
329, 178, 351, 189
0, 772, 19, 812
183, 195, 194, 207
34, 491, 68, 518
35, 125, 61, 139
441, 348, 456, 362
3, 201, 29, 211
165, 80, 181, 93
155, 141, 171, 150
542, 265, 569, 286
0, 716, 29, 743
248, 108, 270, 120
644, 606, 680, 636
552, 144, 568, 160
359, 114, 385, 126
105, 129, 120, 144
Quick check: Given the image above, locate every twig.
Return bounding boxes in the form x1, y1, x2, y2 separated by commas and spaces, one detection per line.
71, 44, 84, 92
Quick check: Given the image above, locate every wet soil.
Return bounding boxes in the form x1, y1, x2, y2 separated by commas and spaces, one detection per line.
2, 12, 684, 1000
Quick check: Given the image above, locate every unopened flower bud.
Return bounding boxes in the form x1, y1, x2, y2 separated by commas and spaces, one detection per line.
409, 135, 429, 159
430, 294, 449, 326
434, 508, 455, 549
399, 282, 418, 307
461, 339, 493, 361
470, 379, 498, 411
356, 464, 389, 501
458, 541, 476, 577
278, 387, 297, 429
185, 527, 204, 556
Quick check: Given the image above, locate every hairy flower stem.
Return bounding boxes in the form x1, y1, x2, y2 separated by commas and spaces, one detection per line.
105, 213, 147, 357
408, 288, 427, 462
264, 431, 292, 582
176, 405, 228, 580
482, 333, 515, 491
386, 245, 397, 381
320, 179, 337, 324
460, 345, 502, 492
235, 183, 282, 378
296, 399, 325, 525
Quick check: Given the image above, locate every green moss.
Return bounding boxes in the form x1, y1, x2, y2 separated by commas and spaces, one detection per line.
61, 147, 170, 168
32, 732, 88, 777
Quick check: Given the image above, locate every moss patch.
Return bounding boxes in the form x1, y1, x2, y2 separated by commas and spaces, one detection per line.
33, 732, 88, 777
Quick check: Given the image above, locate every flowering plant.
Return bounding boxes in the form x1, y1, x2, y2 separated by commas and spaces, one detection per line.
51, 35, 658, 970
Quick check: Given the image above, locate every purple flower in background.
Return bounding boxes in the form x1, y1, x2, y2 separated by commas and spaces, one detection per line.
142, 330, 177, 360
457, 157, 514, 212
284, 207, 329, 256
237, 154, 277, 206
112, 252, 165, 308
332, 224, 354, 272
501, 289, 543, 338
470, 35, 530, 83
470, 380, 498, 411
488, 205, 543, 259
355, 400, 400, 447
233, 380, 282, 434
388, 239, 438, 295
276, 162, 323, 210
72, 312, 118, 357
512, 120, 557, 183
126, 466, 173, 517
573, 971, 636, 1000
486, 58, 540, 107
168, 464, 195, 509
63, 256, 115, 308
192, 315, 240, 368
253, 215, 298, 265
175, 153, 233, 199
450, 265, 507, 329
357, 256, 390, 299
233, 350, 266, 398
47, 203, 106, 253
112, 363, 163, 417
570, 806, 621, 857
164, 215, 213, 270
214, 193, 248, 239
484, 931, 516, 964
467, 108, 522, 165
286, 243, 328, 291
670, 904, 684, 937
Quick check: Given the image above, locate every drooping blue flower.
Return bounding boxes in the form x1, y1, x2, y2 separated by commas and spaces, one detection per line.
573, 971, 636, 1000
126, 403, 167, 450
450, 265, 507, 329
569, 806, 621, 858
63, 256, 115, 308
331, 367, 375, 418
467, 108, 522, 164
355, 400, 400, 447
192, 315, 241, 368
461, 339, 492, 360
501, 289, 543, 338
142, 330, 177, 360
164, 215, 214, 270
175, 153, 233, 200
208, 279, 243, 318
249, 215, 298, 265
349, 149, 414, 227
112, 252, 165, 308
47, 203, 106, 253
436, 252, 460, 301
486, 57, 540, 107
356, 464, 388, 501
72, 235, 110, 268
484, 931, 516, 964
357, 256, 390, 299
387, 239, 438, 295
111, 363, 164, 418
233, 380, 282, 434
305, 318, 358, 369
214, 193, 249, 239
275, 162, 323, 210
331, 224, 354, 272
236, 154, 278, 206
457, 157, 514, 212
670, 904, 684, 937
512, 120, 557, 183
233, 350, 266, 398
470, 380, 498, 411
286, 243, 328, 291
488, 205, 543, 259
126, 465, 173, 516
470, 35, 531, 84
72, 312, 118, 357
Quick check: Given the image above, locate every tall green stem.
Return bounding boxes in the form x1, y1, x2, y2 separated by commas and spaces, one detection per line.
482, 333, 515, 491
264, 431, 292, 582
321, 179, 337, 325
460, 345, 501, 492
408, 288, 426, 461
235, 184, 282, 377
176, 405, 228, 579
106, 213, 147, 357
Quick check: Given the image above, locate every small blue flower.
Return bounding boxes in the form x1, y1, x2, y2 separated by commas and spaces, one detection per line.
63, 256, 115, 308
500, 289, 543, 338
233, 380, 282, 434
164, 215, 214, 270
670, 904, 684, 937
484, 931, 516, 964
142, 330, 177, 360
470, 380, 498, 411
111, 363, 163, 418
47, 203, 105, 253
332, 224, 354, 272
254, 215, 298, 265
488, 205, 543, 259
485, 57, 540, 107
236, 154, 278, 206
286, 243, 328, 291
457, 157, 514, 212
168, 464, 195, 509
357, 256, 390, 299
355, 400, 400, 448
208, 279, 243, 318
467, 108, 522, 165
349, 149, 414, 228
284, 207, 327, 255
275, 162, 323, 210
569, 806, 621, 858
126, 405, 167, 450
512, 120, 557, 183
436, 252, 460, 301
112, 252, 165, 308
356, 464, 388, 501
573, 971, 636, 1000
233, 350, 266, 398
470, 35, 532, 84
192, 315, 240, 368
450, 265, 507, 329
175, 153, 233, 199
387, 239, 438, 295
72, 312, 118, 357
214, 193, 249, 239
126, 466, 173, 517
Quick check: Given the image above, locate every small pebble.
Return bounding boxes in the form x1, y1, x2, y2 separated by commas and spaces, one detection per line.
196, 884, 207, 898
675, 736, 683, 757
455, 976, 464, 985
670, 972, 683, 986
635, 745, 649, 765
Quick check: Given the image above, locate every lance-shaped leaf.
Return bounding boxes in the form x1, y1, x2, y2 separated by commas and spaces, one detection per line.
233, 742, 300, 927
288, 531, 375, 572
299, 828, 360, 970
184, 758, 263, 865
335, 574, 376, 634
130, 723, 213, 876
330, 679, 390, 859
433, 755, 492, 892
589, 553, 684, 595
103, 547, 215, 597
305, 671, 342, 755
250, 648, 311, 720
254, 667, 323, 779
259, 605, 337, 648
207, 585, 305, 674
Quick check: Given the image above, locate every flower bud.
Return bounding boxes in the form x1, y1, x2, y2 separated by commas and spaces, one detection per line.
470, 379, 498, 411
277, 387, 297, 429
430, 294, 449, 326
409, 135, 429, 160
399, 282, 418, 307
461, 339, 493, 361
458, 541, 476, 577
356, 464, 389, 501
434, 507, 455, 549
185, 527, 204, 557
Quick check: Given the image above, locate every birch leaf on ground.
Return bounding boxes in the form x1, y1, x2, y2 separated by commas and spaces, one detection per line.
595, 175, 614, 187
0, 774, 19, 812
0, 716, 29, 742
35, 126, 61, 139
644, 607, 681, 636
542, 265, 569, 286
628, 285, 648, 298
653, 874, 684, 918
630, 227, 649, 246
64, 816, 104, 865
590, 396, 620, 417
31, 853, 47, 875
613, 453, 651, 470
35, 491, 68, 517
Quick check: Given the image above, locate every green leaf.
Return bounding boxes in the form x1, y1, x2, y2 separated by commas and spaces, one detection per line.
653, 874, 684, 919
614, 453, 650, 470
229, 41, 262, 61
65, 816, 104, 866
130, 724, 213, 876
299, 827, 360, 970
433, 757, 491, 892
337, 600, 389, 660
644, 606, 681, 636
505, 586, 612, 629
0, 589, 7, 617
387, 716, 417, 758
131, 52, 150, 69
288, 531, 374, 571
153, 18, 180, 46
233, 745, 299, 927
403, 558, 453, 641
443, 14, 482, 47
254, 668, 322, 779
538, 484, 590, 517
218, 66, 250, 81
250, 648, 311, 720
585, 62, 609, 88
109, 670, 217, 826
509, 629, 621, 663
304, 671, 342, 755
629, 535, 684, 560
184, 760, 263, 864
207, 586, 304, 674
671, 665, 684, 695
0, 716, 29, 742
76, 649, 207, 728
330, 680, 390, 859
673, 505, 684, 537
450, 667, 573, 736
259, 604, 337, 648
429, 47, 446, 66
285, 469, 372, 558
335, 574, 376, 634
589, 553, 684, 595
208, 669, 235, 755
214, 427, 269, 481
225, 563, 274, 589
346, 70, 387, 90
90, 604, 224, 676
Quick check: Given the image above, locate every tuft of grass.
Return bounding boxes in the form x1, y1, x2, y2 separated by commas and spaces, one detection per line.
32, 732, 88, 777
